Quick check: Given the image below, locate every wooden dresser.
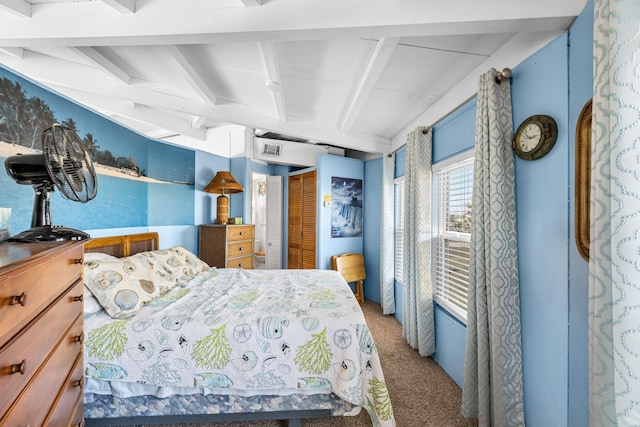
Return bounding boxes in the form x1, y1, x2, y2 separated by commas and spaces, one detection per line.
199, 224, 255, 269
0, 241, 85, 427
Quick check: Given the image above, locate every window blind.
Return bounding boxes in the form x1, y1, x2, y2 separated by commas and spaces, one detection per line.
394, 177, 405, 283
433, 157, 473, 323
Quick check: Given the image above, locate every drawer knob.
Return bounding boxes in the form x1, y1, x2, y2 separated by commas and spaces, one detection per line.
72, 294, 84, 303
239, 231, 244, 235
9, 359, 26, 375
73, 332, 84, 344
72, 377, 84, 388
73, 258, 83, 264
239, 247, 244, 251
10, 292, 27, 307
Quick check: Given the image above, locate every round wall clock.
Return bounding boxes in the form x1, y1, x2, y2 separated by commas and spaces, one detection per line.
513, 114, 558, 160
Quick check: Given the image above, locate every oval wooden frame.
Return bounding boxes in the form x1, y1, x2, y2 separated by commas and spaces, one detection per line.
575, 98, 592, 261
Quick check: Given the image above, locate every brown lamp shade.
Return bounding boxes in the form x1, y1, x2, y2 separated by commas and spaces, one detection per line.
204, 171, 243, 224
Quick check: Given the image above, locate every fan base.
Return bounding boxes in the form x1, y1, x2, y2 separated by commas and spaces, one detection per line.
8, 226, 90, 243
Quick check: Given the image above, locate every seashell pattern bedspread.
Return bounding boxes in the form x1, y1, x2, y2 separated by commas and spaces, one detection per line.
84, 268, 395, 426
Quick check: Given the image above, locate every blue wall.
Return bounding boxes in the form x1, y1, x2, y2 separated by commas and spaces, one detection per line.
363, 157, 383, 304
317, 154, 364, 270
567, 2, 593, 426
512, 33, 571, 427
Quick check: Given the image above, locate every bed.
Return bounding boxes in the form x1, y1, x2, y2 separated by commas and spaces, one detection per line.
82, 232, 395, 427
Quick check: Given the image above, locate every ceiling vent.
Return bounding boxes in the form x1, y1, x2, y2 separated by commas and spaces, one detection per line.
261, 142, 282, 157
252, 137, 344, 167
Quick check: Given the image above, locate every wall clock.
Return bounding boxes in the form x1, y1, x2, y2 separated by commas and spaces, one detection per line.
513, 114, 558, 160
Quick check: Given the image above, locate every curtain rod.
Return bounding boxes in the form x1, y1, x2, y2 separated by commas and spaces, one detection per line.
388, 67, 512, 156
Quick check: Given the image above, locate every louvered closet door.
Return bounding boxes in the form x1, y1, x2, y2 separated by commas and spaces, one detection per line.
287, 170, 316, 269
265, 175, 282, 269
288, 174, 302, 268
301, 170, 316, 269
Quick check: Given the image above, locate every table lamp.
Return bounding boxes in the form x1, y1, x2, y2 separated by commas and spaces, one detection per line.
204, 171, 243, 224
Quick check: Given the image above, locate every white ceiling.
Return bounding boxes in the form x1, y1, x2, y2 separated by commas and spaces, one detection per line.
0, 0, 588, 157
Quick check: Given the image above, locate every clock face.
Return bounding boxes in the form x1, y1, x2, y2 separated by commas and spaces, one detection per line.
513, 115, 558, 160
518, 122, 542, 152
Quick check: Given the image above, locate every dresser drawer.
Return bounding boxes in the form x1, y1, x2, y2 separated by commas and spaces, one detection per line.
227, 225, 254, 242
226, 255, 254, 269
0, 278, 84, 416
0, 244, 84, 345
227, 240, 254, 259
44, 352, 84, 427
68, 394, 85, 427
1, 314, 84, 426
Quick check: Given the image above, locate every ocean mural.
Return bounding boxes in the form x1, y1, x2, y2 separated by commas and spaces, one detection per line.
331, 177, 363, 238
0, 65, 195, 235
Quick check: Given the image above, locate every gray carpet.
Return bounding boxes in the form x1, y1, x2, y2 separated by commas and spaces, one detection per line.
127, 301, 478, 427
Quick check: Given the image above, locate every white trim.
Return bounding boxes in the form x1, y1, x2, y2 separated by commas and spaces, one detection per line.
432, 148, 474, 172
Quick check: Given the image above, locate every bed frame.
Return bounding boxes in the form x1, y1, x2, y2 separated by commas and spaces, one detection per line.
83, 232, 333, 427
84, 232, 160, 258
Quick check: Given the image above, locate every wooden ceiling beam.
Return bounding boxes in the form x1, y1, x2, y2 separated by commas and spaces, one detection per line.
339, 37, 398, 133
164, 45, 218, 106
260, 41, 287, 122
0, 0, 30, 17
70, 46, 131, 84
0, 0, 585, 47
101, 0, 135, 14
0, 46, 24, 58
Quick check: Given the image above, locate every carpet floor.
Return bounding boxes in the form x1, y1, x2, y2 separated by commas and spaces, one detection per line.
122, 300, 479, 427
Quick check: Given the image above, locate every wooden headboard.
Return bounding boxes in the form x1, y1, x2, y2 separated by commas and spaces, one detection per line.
84, 232, 160, 257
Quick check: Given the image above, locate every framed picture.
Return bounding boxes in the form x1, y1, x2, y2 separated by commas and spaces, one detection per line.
331, 177, 363, 237
575, 98, 592, 261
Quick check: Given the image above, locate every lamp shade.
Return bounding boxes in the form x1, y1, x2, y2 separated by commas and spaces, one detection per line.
204, 171, 243, 195
204, 171, 243, 224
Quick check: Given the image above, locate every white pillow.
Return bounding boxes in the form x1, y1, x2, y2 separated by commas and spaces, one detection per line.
83, 286, 104, 316
84, 254, 178, 319
142, 246, 210, 281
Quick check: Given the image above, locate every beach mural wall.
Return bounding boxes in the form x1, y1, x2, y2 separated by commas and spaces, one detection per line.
0, 65, 195, 236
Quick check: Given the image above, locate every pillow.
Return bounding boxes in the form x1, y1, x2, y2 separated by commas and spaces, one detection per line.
142, 246, 210, 281
84, 254, 179, 319
83, 286, 104, 316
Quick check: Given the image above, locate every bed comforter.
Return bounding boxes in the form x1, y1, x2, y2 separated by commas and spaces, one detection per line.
84, 268, 395, 426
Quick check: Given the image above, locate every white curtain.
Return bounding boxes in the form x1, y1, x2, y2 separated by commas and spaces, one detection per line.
589, 1, 640, 425
462, 68, 525, 426
380, 153, 396, 315
402, 126, 435, 356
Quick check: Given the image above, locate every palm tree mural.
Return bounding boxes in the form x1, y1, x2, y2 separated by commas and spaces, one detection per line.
60, 117, 78, 131
83, 133, 100, 160
0, 78, 147, 178
0, 77, 55, 150
26, 97, 55, 150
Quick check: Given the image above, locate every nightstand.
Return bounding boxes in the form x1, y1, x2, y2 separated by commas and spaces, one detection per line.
199, 224, 255, 269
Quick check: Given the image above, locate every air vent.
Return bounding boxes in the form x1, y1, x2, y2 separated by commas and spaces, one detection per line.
253, 137, 344, 167
262, 143, 282, 157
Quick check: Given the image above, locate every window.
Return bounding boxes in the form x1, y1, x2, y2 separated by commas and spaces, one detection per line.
433, 154, 474, 323
394, 177, 405, 283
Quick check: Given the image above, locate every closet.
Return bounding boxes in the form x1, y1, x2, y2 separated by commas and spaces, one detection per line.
288, 170, 316, 269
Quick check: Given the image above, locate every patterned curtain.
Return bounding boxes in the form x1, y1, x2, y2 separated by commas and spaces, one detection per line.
589, 1, 640, 425
380, 152, 396, 315
462, 68, 525, 426
402, 126, 435, 356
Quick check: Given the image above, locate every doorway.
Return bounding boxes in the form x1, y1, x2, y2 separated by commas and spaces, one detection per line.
250, 172, 267, 269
